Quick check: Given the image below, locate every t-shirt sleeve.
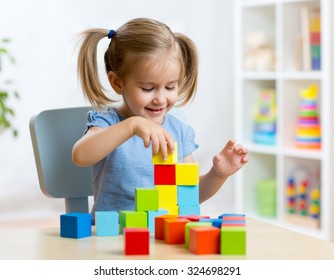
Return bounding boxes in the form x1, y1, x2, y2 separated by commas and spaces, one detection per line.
182, 124, 199, 157
84, 109, 118, 134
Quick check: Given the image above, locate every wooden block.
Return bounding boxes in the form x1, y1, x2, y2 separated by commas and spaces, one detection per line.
189, 226, 220, 254
135, 188, 159, 211
221, 220, 245, 227
164, 205, 179, 215
179, 215, 210, 222
185, 222, 212, 249
119, 211, 147, 234
164, 218, 189, 244
154, 165, 176, 185
221, 216, 246, 221
124, 228, 149, 255
154, 214, 177, 240
178, 205, 200, 216
177, 185, 199, 205
95, 211, 119, 236
147, 209, 168, 233
199, 218, 222, 228
221, 226, 246, 255
156, 185, 177, 208
60, 212, 91, 239
152, 142, 178, 165
219, 213, 246, 219
176, 163, 199, 185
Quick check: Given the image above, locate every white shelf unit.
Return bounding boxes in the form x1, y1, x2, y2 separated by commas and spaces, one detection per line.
233, 0, 334, 241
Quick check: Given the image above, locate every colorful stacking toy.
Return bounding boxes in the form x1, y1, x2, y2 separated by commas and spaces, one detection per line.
295, 84, 321, 150
253, 88, 276, 145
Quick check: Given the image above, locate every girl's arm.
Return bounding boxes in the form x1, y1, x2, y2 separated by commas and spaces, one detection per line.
72, 116, 174, 167
184, 139, 248, 203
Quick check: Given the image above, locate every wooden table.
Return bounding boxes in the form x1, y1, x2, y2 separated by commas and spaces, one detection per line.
1, 218, 334, 259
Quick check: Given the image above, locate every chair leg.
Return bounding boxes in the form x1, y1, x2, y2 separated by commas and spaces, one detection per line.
65, 197, 89, 213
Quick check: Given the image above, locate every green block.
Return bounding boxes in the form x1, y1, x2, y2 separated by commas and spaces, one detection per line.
119, 211, 147, 234
221, 226, 246, 255
135, 188, 159, 211
185, 222, 212, 249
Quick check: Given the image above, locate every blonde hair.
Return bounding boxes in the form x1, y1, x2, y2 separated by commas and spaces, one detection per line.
77, 18, 198, 109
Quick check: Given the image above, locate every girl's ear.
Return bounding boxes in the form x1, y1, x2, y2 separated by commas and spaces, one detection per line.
108, 71, 123, 94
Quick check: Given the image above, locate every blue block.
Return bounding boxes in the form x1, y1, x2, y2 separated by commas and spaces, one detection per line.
218, 213, 246, 219
95, 211, 119, 236
178, 205, 201, 215
177, 185, 199, 206
60, 212, 92, 238
199, 218, 222, 228
147, 209, 168, 233
221, 220, 245, 225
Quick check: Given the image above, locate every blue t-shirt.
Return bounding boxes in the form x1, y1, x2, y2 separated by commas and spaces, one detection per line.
85, 107, 199, 214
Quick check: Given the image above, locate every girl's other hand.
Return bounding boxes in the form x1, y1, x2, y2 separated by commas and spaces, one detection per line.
212, 139, 248, 179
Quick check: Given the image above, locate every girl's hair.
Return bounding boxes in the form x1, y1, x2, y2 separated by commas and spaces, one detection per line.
77, 18, 198, 109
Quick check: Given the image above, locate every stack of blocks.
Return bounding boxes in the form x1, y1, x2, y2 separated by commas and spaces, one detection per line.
153, 142, 200, 216
59, 142, 246, 256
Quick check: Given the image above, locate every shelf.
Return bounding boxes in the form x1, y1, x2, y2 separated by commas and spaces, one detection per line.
234, 0, 333, 241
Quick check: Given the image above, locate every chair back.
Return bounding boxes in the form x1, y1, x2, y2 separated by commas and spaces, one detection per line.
29, 106, 93, 213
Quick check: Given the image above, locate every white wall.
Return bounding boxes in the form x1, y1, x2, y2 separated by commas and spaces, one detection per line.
0, 0, 235, 222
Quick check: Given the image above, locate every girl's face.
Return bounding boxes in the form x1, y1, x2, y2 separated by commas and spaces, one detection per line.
118, 53, 180, 124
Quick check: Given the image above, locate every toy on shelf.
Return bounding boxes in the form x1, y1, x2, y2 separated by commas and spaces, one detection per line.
253, 88, 276, 145
256, 178, 276, 217
284, 165, 320, 228
310, 8, 321, 70
244, 31, 276, 71
295, 84, 321, 150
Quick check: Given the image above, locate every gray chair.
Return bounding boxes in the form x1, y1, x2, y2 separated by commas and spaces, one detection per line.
29, 106, 186, 214
29, 106, 93, 213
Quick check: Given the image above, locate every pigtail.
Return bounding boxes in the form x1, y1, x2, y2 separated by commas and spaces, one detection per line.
77, 28, 114, 109
174, 33, 199, 106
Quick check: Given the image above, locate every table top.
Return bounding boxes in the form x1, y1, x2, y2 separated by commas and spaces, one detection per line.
1, 218, 334, 260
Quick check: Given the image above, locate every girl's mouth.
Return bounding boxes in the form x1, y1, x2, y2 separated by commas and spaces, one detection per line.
145, 107, 164, 112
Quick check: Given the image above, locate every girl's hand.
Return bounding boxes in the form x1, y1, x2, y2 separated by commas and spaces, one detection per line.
129, 116, 174, 160
212, 139, 248, 179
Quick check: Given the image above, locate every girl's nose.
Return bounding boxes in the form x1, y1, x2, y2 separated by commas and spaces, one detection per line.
152, 89, 165, 104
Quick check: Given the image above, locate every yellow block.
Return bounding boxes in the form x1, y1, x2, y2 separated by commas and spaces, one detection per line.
152, 142, 178, 165
176, 163, 199, 185
156, 204, 178, 215
156, 185, 177, 208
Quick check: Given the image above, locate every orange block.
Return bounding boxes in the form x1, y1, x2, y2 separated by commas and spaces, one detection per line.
189, 226, 220, 255
154, 215, 177, 240
164, 218, 189, 244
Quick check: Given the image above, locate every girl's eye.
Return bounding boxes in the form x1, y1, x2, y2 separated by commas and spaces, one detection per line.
141, 88, 153, 92
166, 86, 176, 91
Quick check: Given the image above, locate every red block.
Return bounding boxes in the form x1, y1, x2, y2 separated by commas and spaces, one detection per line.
124, 228, 149, 255
154, 165, 176, 185
222, 216, 245, 221
189, 226, 220, 255
154, 215, 177, 240
164, 218, 189, 244
179, 215, 210, 222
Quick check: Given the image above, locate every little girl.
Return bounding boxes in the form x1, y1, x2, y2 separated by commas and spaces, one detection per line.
72, 18, 248, 214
